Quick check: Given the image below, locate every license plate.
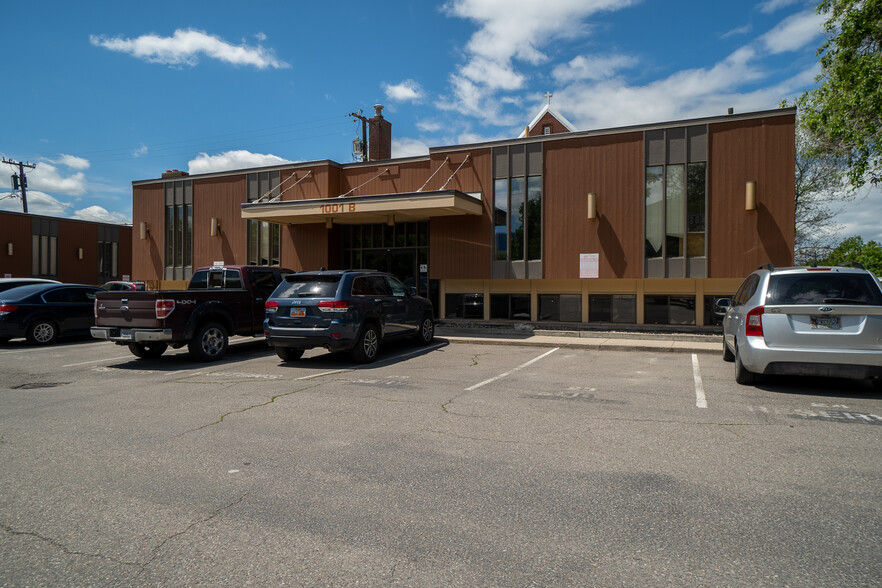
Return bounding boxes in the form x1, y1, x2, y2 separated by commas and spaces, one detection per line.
120, 328, 132, 339
290, 307, 306, 318
810, 316, 841, 330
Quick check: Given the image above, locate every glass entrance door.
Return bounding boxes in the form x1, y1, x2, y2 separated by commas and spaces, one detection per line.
363, 249, 416, 290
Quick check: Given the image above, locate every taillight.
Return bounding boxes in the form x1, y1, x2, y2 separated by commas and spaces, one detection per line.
265, 300, 279, 313
155, 299, 175, 319
318, 300, 349, 312
745, 306, 764, 337
94, 298, 98, 318
0, 303, 18, 316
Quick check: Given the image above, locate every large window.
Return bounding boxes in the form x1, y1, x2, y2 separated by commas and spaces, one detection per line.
644, 126, 707, 277
492, 144, 542, 268
31, 217, 57, 278
97, 225, 120, 283
164, 179, 192, 276
247, 172, 281, 266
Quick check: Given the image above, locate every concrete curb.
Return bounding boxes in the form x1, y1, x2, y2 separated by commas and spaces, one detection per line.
438, 334, 721, 355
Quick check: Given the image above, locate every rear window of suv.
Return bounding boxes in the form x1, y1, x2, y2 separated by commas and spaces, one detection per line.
274, 275, 341, 298
766, 273, 882, 305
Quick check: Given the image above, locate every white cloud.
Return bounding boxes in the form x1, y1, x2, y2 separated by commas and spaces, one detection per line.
441, 0, 638, 123
552, 54, 637, 83
0, 190, 70, 216
72, 205, 130, 224
416, 120, 443, 133
392, 138, 430, 158
757, 0, 802, 14
90, 29, 290, 69
132, 144, 148, 158
721, 24, 753, 39
761, 9, 825, 54
384, 80, 425, 102
52, 154, 90, 170
835, 186, 882, 244
30, 162, 87, 196
187, 150, 292, 174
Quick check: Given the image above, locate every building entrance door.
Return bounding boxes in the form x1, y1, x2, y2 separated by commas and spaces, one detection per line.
363, 249, 417, 291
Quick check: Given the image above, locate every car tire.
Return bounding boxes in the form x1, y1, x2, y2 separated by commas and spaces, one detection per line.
734, 344, 756, 386
722, 339, 734, 362
276, 347, 304, 362
26, 319, 58, 345
414, 315, 434, 346
188, 322, 229, 362
351, 323, 380, 364
128, 342, 168, 359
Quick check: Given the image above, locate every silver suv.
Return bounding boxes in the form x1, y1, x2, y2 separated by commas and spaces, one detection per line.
720, 263, 882, 388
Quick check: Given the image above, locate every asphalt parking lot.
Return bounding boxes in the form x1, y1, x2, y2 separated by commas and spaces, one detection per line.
1, 335, 880, 586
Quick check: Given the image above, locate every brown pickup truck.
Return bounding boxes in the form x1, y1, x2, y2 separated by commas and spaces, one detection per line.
91, 265, 292, 361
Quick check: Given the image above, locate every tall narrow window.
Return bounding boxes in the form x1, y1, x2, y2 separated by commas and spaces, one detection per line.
510, 177, 525, 261
493, 178, 508, 260
526, 175, 542, 261
247, 171, 281, 266
645, 166, 664, 259
164, 179, 193, 277
687, 162, 707, 257
665, 164, 685, 258
31, 218, 58, 278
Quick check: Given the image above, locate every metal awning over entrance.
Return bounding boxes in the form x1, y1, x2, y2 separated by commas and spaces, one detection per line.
240, 189, 482, 225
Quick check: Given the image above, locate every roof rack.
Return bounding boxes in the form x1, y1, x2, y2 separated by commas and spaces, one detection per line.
836, 261, 866, 270
758, 263, 775, 271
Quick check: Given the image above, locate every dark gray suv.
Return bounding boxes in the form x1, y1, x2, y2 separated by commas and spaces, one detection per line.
264, 270, 435, 363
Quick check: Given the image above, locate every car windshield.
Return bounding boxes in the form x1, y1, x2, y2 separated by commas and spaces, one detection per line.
274, 275, 341, 298
766, 273, 882, 305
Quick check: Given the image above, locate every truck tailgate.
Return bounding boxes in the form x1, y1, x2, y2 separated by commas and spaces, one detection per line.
95, 292, 163, 328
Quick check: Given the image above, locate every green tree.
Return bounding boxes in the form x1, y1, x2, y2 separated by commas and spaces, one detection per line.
817, 235, 882, 274
798, 0, 882, 189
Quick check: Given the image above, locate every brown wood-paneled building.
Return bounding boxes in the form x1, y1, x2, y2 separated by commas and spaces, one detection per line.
0, 210, 132, 286
131, 107, 795, 327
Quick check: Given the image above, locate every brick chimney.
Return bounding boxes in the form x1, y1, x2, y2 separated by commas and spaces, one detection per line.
161, 169, 190, 179
368, 104, 392, 161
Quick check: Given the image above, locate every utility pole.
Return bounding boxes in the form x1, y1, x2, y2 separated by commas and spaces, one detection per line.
348, 110, 368, 162
2, 157, 36, 213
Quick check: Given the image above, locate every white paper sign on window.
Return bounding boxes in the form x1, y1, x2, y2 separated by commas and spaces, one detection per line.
580, 253, 599, 279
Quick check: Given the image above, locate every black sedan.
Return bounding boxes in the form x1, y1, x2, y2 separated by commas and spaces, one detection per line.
0, 283, 101, 345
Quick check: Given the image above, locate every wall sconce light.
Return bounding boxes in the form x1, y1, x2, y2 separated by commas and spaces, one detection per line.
6, 242, 12, 256
77, 247, 84, 260
210, 217, 220, 237
387, 215, 395, 227
587, 193, 597, 219
139, 221, 149, 240
745, 181, 757, 211
325, 218, 333, 229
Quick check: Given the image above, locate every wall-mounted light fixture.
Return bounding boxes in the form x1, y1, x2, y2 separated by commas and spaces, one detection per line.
77, 247, 84, 260
587, 193, 597, 220
325, 218, 333, 229
6, 242, 12, 256
387, 215, 395, 227
745, 181, 757, 211
210, 217, 220, 237
139, 221, 149, 240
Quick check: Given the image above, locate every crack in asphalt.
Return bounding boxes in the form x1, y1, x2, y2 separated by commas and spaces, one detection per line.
1, 523, 140, 567
135, 494, 246, 579
183, 383, 323, 434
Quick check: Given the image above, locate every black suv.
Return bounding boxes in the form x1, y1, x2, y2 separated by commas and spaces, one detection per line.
264, 270, 435, 363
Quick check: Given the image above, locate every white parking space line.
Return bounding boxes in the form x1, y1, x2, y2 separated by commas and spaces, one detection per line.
63, 356, 133, 367
692, 353, 707, 408
465, 348, 559, 391
297, 369, 352, 381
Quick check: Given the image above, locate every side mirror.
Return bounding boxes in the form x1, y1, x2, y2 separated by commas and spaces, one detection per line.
715, 298, 732, 309
410, 286, 417, 296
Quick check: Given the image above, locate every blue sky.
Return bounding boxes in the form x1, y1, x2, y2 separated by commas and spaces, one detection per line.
2, 0, 879, 243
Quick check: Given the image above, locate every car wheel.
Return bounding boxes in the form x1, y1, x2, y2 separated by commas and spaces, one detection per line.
734, 344, 756, 386
188, 322, 229, 362
276, 347, 304, 362
351, 323, 380, 364
128, 342, 168, 359
26, 320, 58, 345
722, 338, 734, 362
414, 315, 434, 346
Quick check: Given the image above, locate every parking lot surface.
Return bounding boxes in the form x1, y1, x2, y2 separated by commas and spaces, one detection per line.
1, 336, 880, 586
